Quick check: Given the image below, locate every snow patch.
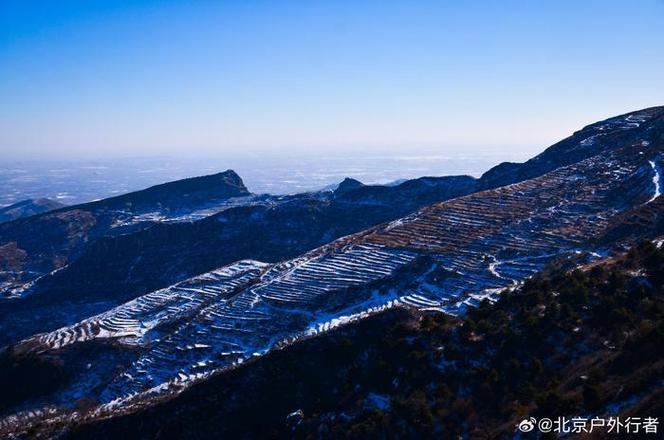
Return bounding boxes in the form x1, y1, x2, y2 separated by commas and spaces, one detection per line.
647, 158, 662, 204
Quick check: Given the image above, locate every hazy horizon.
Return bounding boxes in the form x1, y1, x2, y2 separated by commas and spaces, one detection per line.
0, 148, 534, 206
2, 1, 664, 160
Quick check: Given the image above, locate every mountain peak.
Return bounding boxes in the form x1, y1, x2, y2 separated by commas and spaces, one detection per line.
205, 169, 248, 193
335, 177, 364, 194
87, 169, 250, 211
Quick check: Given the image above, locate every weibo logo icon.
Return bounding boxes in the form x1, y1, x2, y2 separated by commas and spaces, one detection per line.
518, 418, 537, 433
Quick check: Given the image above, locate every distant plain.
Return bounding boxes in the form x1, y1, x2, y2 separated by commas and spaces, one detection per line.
0, 149, 531, 206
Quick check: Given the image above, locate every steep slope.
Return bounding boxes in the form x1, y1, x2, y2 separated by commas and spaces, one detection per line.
1, 106, 661, 437
480, 106, 664, 188
58, 241, 663, 440
0, 199, 66, 223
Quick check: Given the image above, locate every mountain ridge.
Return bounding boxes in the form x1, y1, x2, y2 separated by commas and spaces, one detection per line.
480, 105, 664, 188
1, 106, 662, 437
1, 169, 249, 225
0, 173, 479, 345
0, 106, 662, 347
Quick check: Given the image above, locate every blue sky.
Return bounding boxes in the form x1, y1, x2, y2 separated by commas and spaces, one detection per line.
1, 0, 663, 159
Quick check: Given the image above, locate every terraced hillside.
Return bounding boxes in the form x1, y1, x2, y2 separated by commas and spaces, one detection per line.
1, 108, 662, 437
61, 240, 662, 440
0, 168, 481, 347
0, 169, 478, 299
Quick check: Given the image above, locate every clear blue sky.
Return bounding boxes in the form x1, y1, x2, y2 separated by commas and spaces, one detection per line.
1, 0, 663, 160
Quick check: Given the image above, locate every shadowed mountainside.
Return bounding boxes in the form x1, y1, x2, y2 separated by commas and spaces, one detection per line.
0, 170, 250, 295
